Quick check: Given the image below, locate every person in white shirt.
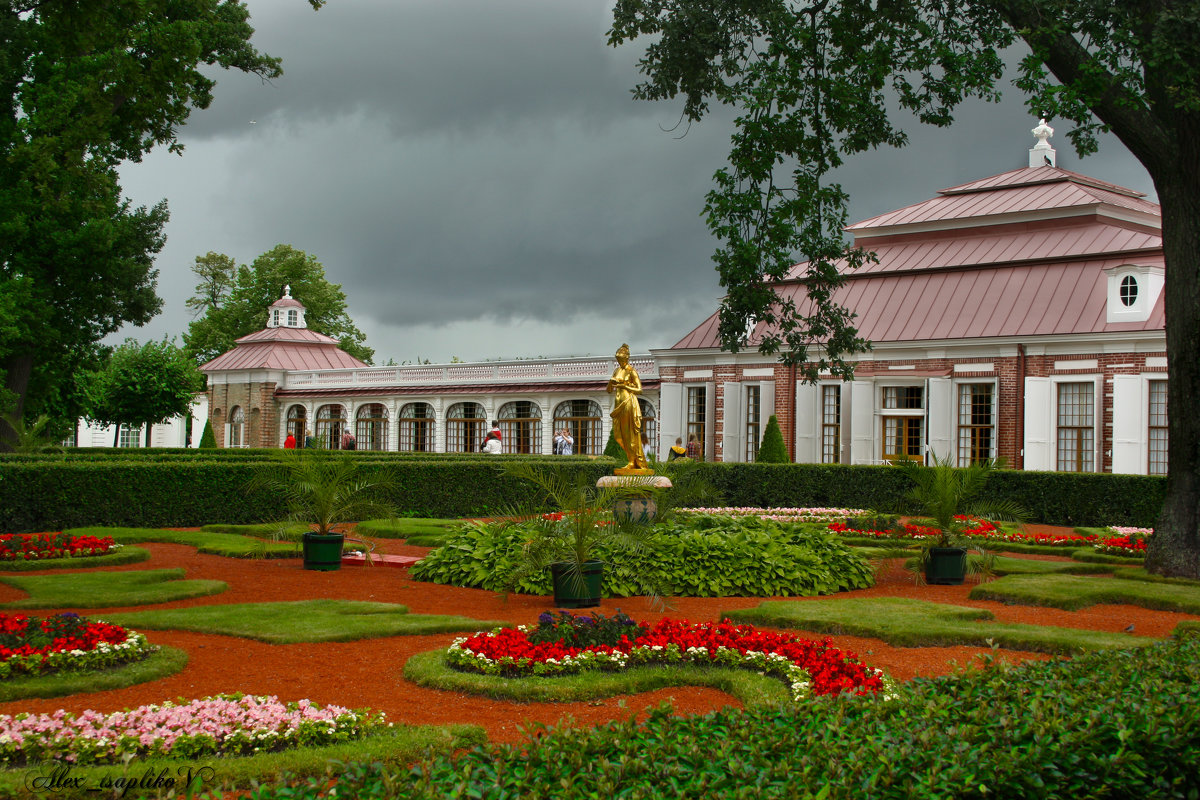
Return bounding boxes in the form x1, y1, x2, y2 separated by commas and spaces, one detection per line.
554, 428, 574, 455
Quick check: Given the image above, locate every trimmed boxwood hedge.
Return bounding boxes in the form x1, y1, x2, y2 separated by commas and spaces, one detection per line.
0, 455, 1165, 531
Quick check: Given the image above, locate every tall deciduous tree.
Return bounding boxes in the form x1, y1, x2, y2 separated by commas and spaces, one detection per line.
0, 1, 320, 448
609, 0, 1200, 578
184, 245, 375, 366
79, 339, 205, 447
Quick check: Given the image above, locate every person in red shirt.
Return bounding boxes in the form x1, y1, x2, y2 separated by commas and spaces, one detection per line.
283, 433, 296, 449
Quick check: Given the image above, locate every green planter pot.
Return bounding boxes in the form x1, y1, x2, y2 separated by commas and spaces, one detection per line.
303, 532, 345, 571
925, 546, 968, 585
550, 560, 604, 608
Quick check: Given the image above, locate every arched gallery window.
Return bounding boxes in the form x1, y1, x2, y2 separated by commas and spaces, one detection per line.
399, 402, 435, 452
286, 405, 307, 444
553, 399, 602, 455
356, 403, 389, 451
638, 398, 657, 454
498, 400, 541, 454
316, 404, 346, 449
446, 402, 486, 453
229, 406, 245, 448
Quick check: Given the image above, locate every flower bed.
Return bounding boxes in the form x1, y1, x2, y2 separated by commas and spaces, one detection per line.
1096, 527, 1152, 557
828, 515, 1099, 548
447, 612, 893, 702
0, 532, 117, 562
681, 507, 867, 524
0, 612, 156, 679
0, 694, 390, 766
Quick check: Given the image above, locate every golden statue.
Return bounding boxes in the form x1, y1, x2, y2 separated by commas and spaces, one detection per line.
607, 343, 651, 473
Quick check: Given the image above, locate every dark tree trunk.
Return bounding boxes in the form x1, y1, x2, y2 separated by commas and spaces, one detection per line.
1145, 150, 1200, 579
0, 352, 34, 452
113, 423, 121, 448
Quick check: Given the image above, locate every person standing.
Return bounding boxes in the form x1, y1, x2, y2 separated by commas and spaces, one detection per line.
303, 429, 315, 449
685, 433, 702, 460
283, 432, 296, 449
554, 428, 574, 455
668, 437, 687, 461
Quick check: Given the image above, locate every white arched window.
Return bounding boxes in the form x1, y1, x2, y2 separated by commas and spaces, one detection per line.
356, 403, 389, 451
446, 402, 486, 453
498, 401, 541, 454
638, 398, 657, 455
229, 406, 245, 448
286, 405, 307, 444
399, 402, 435, 452
316, 404, 346, 449
553, 399, 602, 455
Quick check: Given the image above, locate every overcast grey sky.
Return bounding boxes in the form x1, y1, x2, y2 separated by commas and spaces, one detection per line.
114, 0, 1157, 365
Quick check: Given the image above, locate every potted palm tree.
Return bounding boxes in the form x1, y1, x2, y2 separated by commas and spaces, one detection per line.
500, 462, 662, 608
894, 454, 1025, 585
250, 451, 397, 571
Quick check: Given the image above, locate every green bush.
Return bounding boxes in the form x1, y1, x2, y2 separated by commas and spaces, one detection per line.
410, 516, 874, 597
198, 420, 216, 449
756, 414, 788, 463
603, 429, 626, 461
0, 456, 1164, 531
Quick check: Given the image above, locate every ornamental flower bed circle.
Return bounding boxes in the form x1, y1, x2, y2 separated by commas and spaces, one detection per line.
0, 532, 117, 561
0, 612, 156, 680
447, 617, 894, 702
0, 694, 390, 766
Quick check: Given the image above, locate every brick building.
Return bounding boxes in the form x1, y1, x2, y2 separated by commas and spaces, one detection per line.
653, 125, 1167, 475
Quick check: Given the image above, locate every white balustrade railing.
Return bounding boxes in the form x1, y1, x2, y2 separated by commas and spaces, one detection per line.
280, 356, 657, 391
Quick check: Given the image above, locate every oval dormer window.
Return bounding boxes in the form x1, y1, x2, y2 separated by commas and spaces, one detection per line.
1119, 275, 1138, 307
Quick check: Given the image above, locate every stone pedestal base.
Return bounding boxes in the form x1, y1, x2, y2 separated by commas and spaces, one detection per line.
598, 475, 673, 524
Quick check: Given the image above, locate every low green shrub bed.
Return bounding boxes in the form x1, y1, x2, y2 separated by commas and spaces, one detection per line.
235, 635, 1200, 800
969, 573, 1200, 613
410, 516, 874, 597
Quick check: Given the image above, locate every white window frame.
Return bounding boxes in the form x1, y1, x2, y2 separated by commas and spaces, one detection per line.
876, 381, 926, 464
953, 378, 998, 466
1050, 375, 1101, 473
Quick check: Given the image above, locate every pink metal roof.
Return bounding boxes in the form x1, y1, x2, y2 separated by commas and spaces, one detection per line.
235, 327, 340, 345
671, 165, 1165, 351
784, 219, 1161, 278
202, 340, 368, 372
848, 167, 1160, 231
270, 296, 305, 309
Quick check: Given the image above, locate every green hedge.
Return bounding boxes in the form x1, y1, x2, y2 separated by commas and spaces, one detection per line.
0, 459, 612, 531
0, 457, 1165, 531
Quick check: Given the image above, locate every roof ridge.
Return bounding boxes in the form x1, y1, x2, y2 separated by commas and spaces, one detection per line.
938, 166, 1145, 199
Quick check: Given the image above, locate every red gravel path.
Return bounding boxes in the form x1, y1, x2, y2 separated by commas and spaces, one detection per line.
0, 530, 1192, 745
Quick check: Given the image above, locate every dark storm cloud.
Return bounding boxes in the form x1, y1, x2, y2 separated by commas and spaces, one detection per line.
115, 0, 1156, 363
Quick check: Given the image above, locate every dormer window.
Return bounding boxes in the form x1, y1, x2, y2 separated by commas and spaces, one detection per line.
1104, 264, 1163, 324
272, 309, 281, 326
1119, 275, 1138, 307
288, 309, 298, 326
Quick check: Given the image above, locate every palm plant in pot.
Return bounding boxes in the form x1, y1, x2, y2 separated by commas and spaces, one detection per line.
894, 454, 1025, 585
250, 451, 397, 571
500, 461, 662, 608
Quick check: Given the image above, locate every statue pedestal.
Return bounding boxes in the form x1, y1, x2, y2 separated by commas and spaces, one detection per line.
598, 474, 672, 524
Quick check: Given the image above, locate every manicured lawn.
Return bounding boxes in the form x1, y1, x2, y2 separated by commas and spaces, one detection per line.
105, 600, 509, 643
722, 597, 1154, 653
902, 554, 1115, 576
0, 569, 227, 609
66, 527, 302, 559
0, 647, 188, 702
404, 649, 792, 706
969, 573, 1200, 613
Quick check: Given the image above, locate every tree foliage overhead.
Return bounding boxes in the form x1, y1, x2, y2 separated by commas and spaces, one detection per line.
183, 244, 375, 366
609, 0, 1200, 578
0, 0, 290, 440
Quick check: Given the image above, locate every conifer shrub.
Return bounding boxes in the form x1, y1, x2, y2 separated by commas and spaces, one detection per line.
756, 415, 788, 463
198, 420, 216, 449
603, 429, 626, 461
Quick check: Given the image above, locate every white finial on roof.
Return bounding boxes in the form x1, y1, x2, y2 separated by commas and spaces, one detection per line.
283, 284, 291, 298
1029, 118, 1056, 168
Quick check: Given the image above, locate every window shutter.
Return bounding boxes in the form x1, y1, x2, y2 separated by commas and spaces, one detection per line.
849, 380, 875, 464
926, 378, 954, 462
760, 381, 776, 426
658, 383, 682, 457
1110, 375, 1142, 474
704, 382, 716, 461
1023, 377, 1052, 470
794, 381, 819, 463
722, 382, 743, 463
